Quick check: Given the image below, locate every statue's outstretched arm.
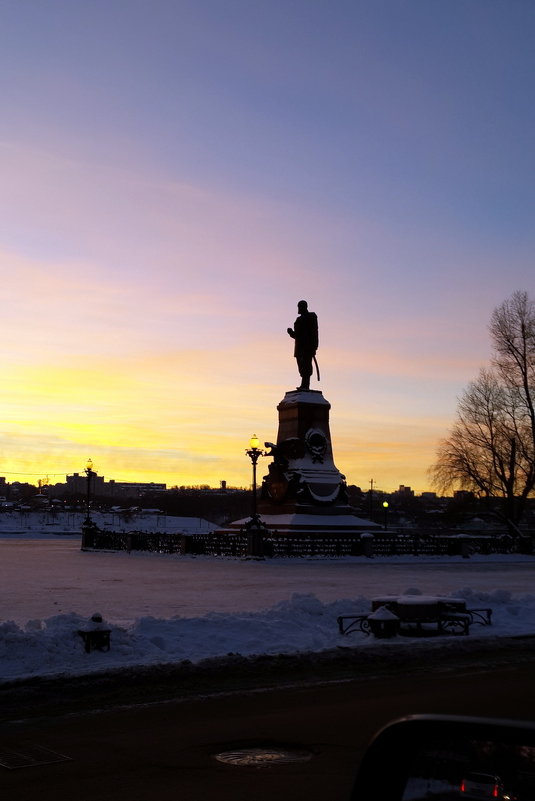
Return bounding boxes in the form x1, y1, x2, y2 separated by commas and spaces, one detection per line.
287, 327, 295, 338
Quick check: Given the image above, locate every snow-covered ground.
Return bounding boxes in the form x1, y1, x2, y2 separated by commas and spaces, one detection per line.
1, 513, 535, 684
0, 508, 213, 535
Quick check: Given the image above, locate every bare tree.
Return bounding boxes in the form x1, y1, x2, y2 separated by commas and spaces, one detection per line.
491, 290, 535, 455
430, 292, 535, 529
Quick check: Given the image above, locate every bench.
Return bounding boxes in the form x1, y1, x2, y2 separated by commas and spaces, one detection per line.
396, 599, 470, 636
337, 615, 372, 636
466, 607, 492, 626
337, 598, 492, 639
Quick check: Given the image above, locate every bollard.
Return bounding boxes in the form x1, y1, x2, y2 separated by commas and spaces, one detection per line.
368, 606, 399, 638
78, 613, 111, 653
460, 537, 471, 559
361, 533, 374, 558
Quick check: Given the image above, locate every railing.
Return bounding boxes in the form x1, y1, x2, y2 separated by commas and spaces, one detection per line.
81, 527, 534, 558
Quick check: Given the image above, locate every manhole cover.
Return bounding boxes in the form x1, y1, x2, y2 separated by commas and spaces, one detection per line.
0, 743, 72, 770
213, 746, 313, 767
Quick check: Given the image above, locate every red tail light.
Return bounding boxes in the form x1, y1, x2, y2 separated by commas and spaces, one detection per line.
493, 786, 499, 798
460, 780, 466, 792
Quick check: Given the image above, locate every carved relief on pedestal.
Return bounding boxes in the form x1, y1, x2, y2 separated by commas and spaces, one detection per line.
304, 428, 327, 463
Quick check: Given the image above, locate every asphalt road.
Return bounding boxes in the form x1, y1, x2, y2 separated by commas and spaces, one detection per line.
3, 655, 535, 801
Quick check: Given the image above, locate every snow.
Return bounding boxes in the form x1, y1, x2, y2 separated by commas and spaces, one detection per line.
230, 512, 376, 530
369, 606, 399, 621
0, 509, 212, 536
282, 390, 330, 405
1, 512, 535, 685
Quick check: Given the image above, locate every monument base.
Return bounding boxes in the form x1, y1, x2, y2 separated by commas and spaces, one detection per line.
223, 512, 378, 537
221, 388, 380, 539
257, 388, 349, 517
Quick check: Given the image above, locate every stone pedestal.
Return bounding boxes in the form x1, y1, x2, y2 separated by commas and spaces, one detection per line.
221, 388, 377, 539
259, 389, 349, 517
251, 389, 376, 535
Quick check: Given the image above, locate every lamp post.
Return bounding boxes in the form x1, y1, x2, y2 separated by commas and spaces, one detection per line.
245, 435, 264, 525
383, 501, 389, 531
244, 435, 268, 557
85, 458, 94, 525
81, 458, 96, 551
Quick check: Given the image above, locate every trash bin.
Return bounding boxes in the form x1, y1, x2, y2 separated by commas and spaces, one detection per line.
78, 613, 111, 653
368, 606, 399, 638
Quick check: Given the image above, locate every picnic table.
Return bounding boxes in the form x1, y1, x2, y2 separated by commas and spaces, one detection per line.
337, 595, 492, 638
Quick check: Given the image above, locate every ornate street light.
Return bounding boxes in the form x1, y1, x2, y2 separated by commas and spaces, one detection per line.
85, 458, 94, 525
242, 435, 271, 559
245, 435, 265, 525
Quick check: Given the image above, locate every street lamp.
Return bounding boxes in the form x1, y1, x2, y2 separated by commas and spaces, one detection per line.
245, 435, 264, 525
242, 435, 270, 558
383, 501, 389, 530
85, 458, 94, 525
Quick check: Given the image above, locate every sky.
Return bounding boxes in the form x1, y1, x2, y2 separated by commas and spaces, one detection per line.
1, 0, 534, 493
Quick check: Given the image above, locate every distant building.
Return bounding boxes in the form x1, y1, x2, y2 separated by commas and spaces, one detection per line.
395, 485, 414, 498
50, 473, 166, 499
62, 472, 106, 496
107, 480, 166, 496
454, 490, 475, 501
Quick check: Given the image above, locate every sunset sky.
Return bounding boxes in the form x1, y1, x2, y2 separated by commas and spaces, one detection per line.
1, 1, 534, 494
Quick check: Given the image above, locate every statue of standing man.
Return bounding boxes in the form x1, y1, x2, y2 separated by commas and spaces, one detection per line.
287, 300, 319, 390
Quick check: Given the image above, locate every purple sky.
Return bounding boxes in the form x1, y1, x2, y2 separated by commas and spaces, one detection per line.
1, 1, 534, 492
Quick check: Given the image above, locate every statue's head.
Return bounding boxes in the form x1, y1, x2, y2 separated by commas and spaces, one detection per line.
297, 300, 308, 313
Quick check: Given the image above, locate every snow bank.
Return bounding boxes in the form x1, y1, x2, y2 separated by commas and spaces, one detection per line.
2, 589, 535, 684
2, 530, 535, 686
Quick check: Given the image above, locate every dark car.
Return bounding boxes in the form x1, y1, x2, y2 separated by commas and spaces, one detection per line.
460, 772, 505, 799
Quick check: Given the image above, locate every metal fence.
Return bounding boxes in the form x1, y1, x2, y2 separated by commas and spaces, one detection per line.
81, 526, 534, 558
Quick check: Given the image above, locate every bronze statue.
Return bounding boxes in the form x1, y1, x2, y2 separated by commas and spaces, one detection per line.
287, 300, 319, 390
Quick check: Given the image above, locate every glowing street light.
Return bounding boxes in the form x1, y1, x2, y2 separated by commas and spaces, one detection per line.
85, 458, 94, 525
383, 500, 389, 530
245, 435, 265, 524
242, 434, 272, 558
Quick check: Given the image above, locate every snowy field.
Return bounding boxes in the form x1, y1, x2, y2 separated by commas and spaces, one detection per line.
1, 519, 535, 684
0, 508, 213, 536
